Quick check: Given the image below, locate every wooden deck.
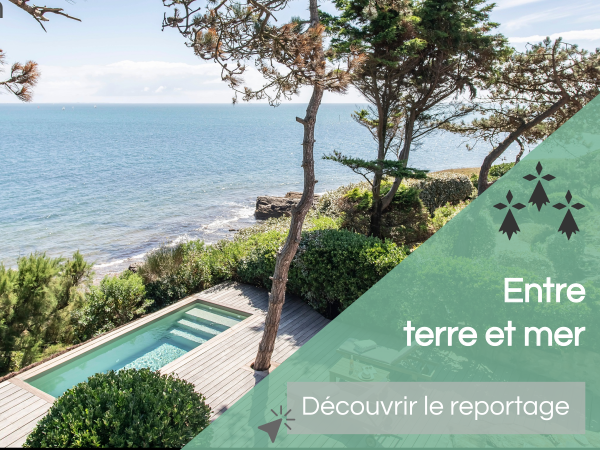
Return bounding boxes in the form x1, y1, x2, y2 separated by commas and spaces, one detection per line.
0, 282, 329, 447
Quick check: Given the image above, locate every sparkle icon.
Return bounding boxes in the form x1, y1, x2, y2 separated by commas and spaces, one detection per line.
257, 405, 295, 443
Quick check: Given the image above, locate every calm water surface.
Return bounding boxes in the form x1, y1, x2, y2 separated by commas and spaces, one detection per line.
0, 104, 519, 273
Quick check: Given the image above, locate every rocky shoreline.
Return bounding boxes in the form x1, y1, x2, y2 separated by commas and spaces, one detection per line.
254, 191, 321, 219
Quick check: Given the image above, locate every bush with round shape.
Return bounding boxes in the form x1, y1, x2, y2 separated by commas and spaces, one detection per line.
405, 172, 473, 214
24, 368, 211, 448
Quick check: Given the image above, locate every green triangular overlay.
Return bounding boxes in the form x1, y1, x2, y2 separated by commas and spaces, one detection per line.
186, 97, 600, 448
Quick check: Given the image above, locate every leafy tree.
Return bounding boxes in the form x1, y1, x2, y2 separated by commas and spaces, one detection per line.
444, 38, 600, 195
163, 0, 359, 371
322, 0, 507, 236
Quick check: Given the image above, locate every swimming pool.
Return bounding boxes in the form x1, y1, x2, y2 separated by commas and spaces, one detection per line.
27, 302, 249, 398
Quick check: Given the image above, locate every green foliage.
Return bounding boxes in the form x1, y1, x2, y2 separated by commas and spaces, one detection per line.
470, 162, 516, 187
290, 229, 408, 317
75, 271, 150, 340
238, 228, 407, 317
0, 252, 92, 374
344, 182, 421, 212
428, 201, 470, 232
24, 368, 211, 449
323, 150, 428, 181
405, 172, 473, 214
489, 162, 516, 178
340, 182, 431, 244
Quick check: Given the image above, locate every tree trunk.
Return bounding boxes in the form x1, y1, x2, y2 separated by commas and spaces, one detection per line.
515, 139, 525, 163
369, 186, 383, 237
381, 109, 416, 211
253, 0, 324, 372
369, 102, 388, 237
478, 96, 569, 195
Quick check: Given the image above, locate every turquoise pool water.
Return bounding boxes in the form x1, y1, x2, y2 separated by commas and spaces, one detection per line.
28, 302, 249, 398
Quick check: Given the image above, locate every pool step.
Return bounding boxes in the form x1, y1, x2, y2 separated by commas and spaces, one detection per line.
185, 307, 240, 328
169, 328, 207, 344
177, 319, 220, 336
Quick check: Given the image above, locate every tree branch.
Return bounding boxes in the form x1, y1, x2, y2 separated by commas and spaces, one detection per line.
8, 0, 81, 31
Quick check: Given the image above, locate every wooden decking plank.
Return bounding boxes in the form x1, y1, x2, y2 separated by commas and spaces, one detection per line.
207, 371, 261, 418
182, 307, 319, 395
202, 284, 259, 305
0, 384, 21, 400
0, 391, 32, 414
171, 299, 308, 379
0, 395, 42, 424
0, 382, 15, 395
0, 404, 52, 444
182, 329, 265, 384
272, 319, 327, 361
163, 315, 266, 376
168, 317, 264, 375
274, 316, 329, 359
0, 282, 328, 446
216, 290, 268, 312
179, 304, 310, 384
0, 406, 51, 447
0, 397, 48, 429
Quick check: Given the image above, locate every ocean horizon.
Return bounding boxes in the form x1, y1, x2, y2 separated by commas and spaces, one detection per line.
1, 103, 519, 276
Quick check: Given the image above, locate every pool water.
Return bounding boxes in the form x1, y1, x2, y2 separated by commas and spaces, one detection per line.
28, 302, 249, 398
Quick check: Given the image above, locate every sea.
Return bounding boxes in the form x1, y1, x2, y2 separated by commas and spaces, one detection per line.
0, 103, 519, 276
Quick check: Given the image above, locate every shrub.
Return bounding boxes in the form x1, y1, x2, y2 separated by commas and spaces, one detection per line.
75, 271, 150, 340
0, 252, 92, 374
428, 201, 470, 232
238, 228, 407, 318
405, 172, 473, 214
24, 368, 211, 449
143, 241, 214, 309
291, 229, 408, 316
137, 244, 186, 284
470, 162, 516, 187
338, 182, 431, 245
141, 215, 342, 309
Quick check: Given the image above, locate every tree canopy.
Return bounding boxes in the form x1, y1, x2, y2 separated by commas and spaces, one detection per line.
444, 38, 600, 194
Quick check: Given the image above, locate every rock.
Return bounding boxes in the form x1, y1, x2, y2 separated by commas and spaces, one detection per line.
128, 262, 144, 273
255, 192, 322, 220
255, 196, 298, 219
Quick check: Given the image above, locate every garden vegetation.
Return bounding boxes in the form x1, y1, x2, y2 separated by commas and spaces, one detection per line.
0, 172, 478, 376
23, 369, 211, 448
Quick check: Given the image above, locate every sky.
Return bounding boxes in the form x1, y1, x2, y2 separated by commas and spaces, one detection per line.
1, 0, 599, 103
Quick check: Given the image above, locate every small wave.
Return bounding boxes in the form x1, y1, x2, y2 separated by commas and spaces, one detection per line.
200, 205, 255, 233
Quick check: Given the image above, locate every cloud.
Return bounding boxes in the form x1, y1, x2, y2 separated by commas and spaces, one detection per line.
510, 28, 600, 43
503, 8, 569, 31
9, 59, 363, 104
494, 0, 544, 10
503, 3, 600, 31
23, 60, 230, 103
